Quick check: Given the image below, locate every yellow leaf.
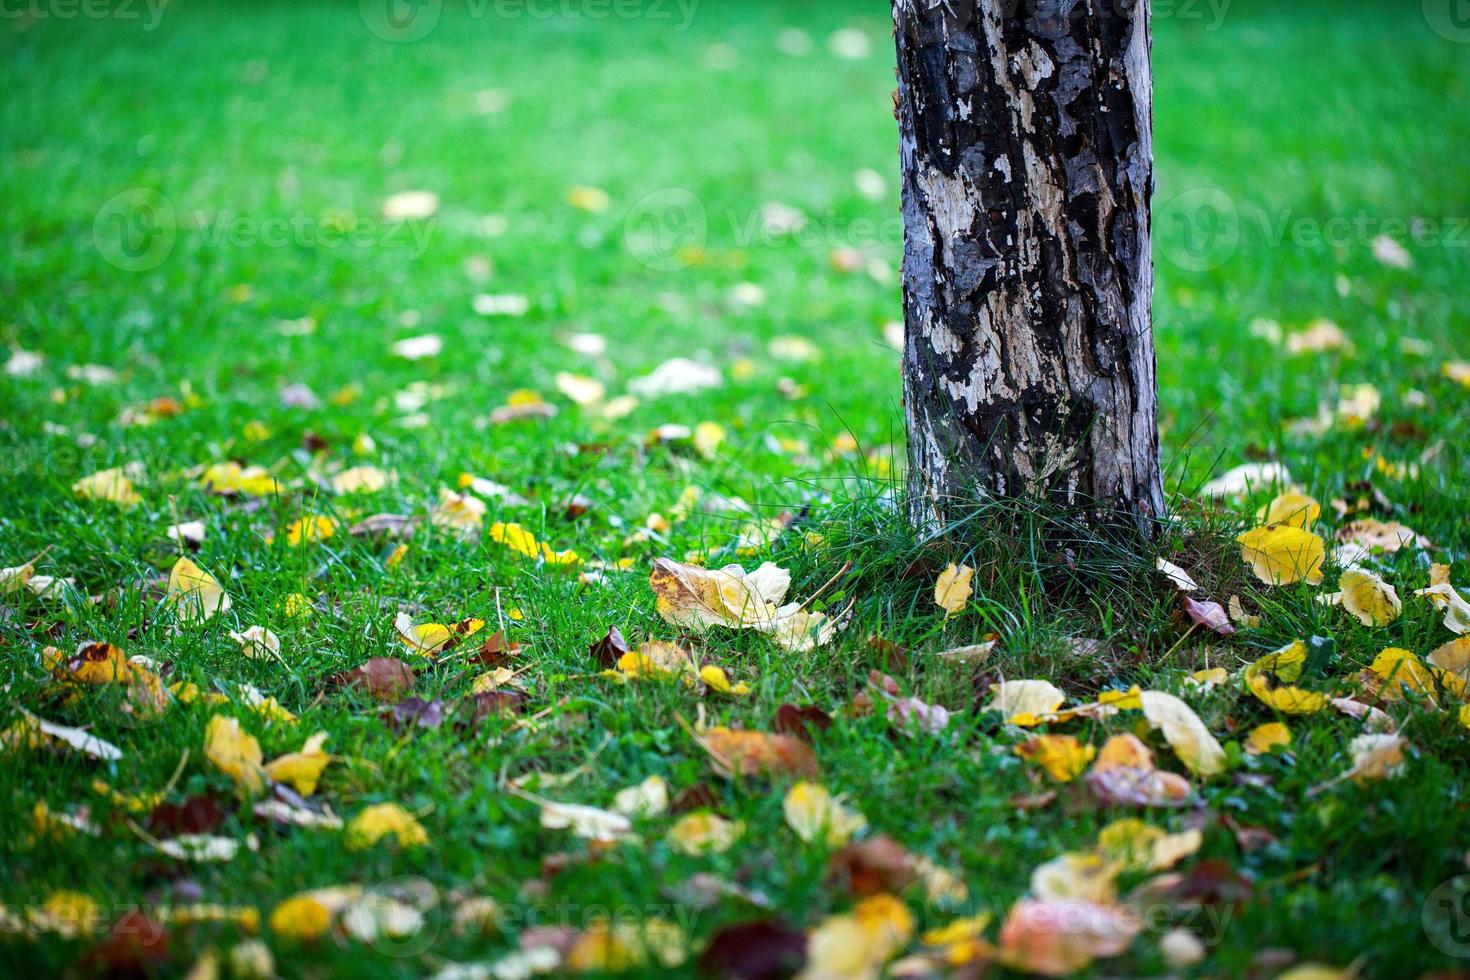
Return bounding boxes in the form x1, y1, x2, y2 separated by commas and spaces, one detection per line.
566, 185, 610, 212
205, 715, 265, 794
1031, 852, 1118, 904
1245, 722, 1292, 755
987, 680, 1066, 724
199, 461, 279, 497
1415, 564, 1470, 635
612, 776, 669, 819
1337, 569, 1400, 626
1243, 641, 1329, 714
1344, 733, 1407, 784
698, 664, 751, 697
431, 488, 486, 536
1236, 525, 1326, 585
668, 812, 743, 855
71, 466, 142, 508
650, 557, 791, 631
228, 626, 281, 660
394, 612, 483, 656
782, 781, 866, 846
1097, 819, 1201, 871
345, 803, 428, 849
268, 894, 334, 941
934, 562, 974, 617
263, 732, 331, 795
168, 557, 232, 625
693, 422, 726, 458
1138, 690, 1226, 777
1368, 647, 1437, 703
1255, 491, 1321, 529
489, 521, 539, 558
554, 371, 605, 406
285, 515, 336, 547
331, 465, 387, 494
1015, 735, 1096, 783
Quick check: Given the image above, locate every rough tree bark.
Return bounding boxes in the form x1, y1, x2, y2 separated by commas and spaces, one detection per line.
894, 0, 1165, 536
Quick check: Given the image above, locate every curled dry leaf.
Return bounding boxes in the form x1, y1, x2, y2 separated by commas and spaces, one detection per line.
1180, 595, 1234, 636
2, 708, 124, 760
1415, 564, 1470, 635
589, 626, 630, 668
887, 696, 951, 735
535, 799, 633, 842
228, 626, 281, 660
1334, 569, 1401, 627
1155, 558, 1199, 592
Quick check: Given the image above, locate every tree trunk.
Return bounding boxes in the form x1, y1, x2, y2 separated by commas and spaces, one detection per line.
894, 0, 1165, 536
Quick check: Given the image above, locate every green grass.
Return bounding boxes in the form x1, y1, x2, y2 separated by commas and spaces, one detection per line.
2, 0, 1468, 975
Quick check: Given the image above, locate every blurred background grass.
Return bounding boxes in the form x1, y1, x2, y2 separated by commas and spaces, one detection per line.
3, 0, 1467, 508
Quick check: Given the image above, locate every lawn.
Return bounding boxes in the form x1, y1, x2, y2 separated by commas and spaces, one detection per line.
2, 0, 1469, 975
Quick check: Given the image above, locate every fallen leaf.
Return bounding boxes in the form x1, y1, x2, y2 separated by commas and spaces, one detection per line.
168, 557, 232, 625
613, 776, 669, 819
1236, 525, 1326, 586
72, 466, 143, 508
205, 715, 265, 794
1255, 491, 1321, 529
1155, 558, 1199, 592
668, 812, 743, 855
395, 612, 484, 656
228, 626, 281, 660
1336, 569, 1401, 626
263, 732, 331, 794
934, 563, 974, 616
346, 802, 428, 849
331, 658, 416, 701
1015, 735, 1097, 783
1245, 722, 1291, 755
1137, 691, 1225, 776
987, 680, 1066, 724
1180, 595, 1235, 636
698, 726, 819, 780
783, 782, 866, 846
